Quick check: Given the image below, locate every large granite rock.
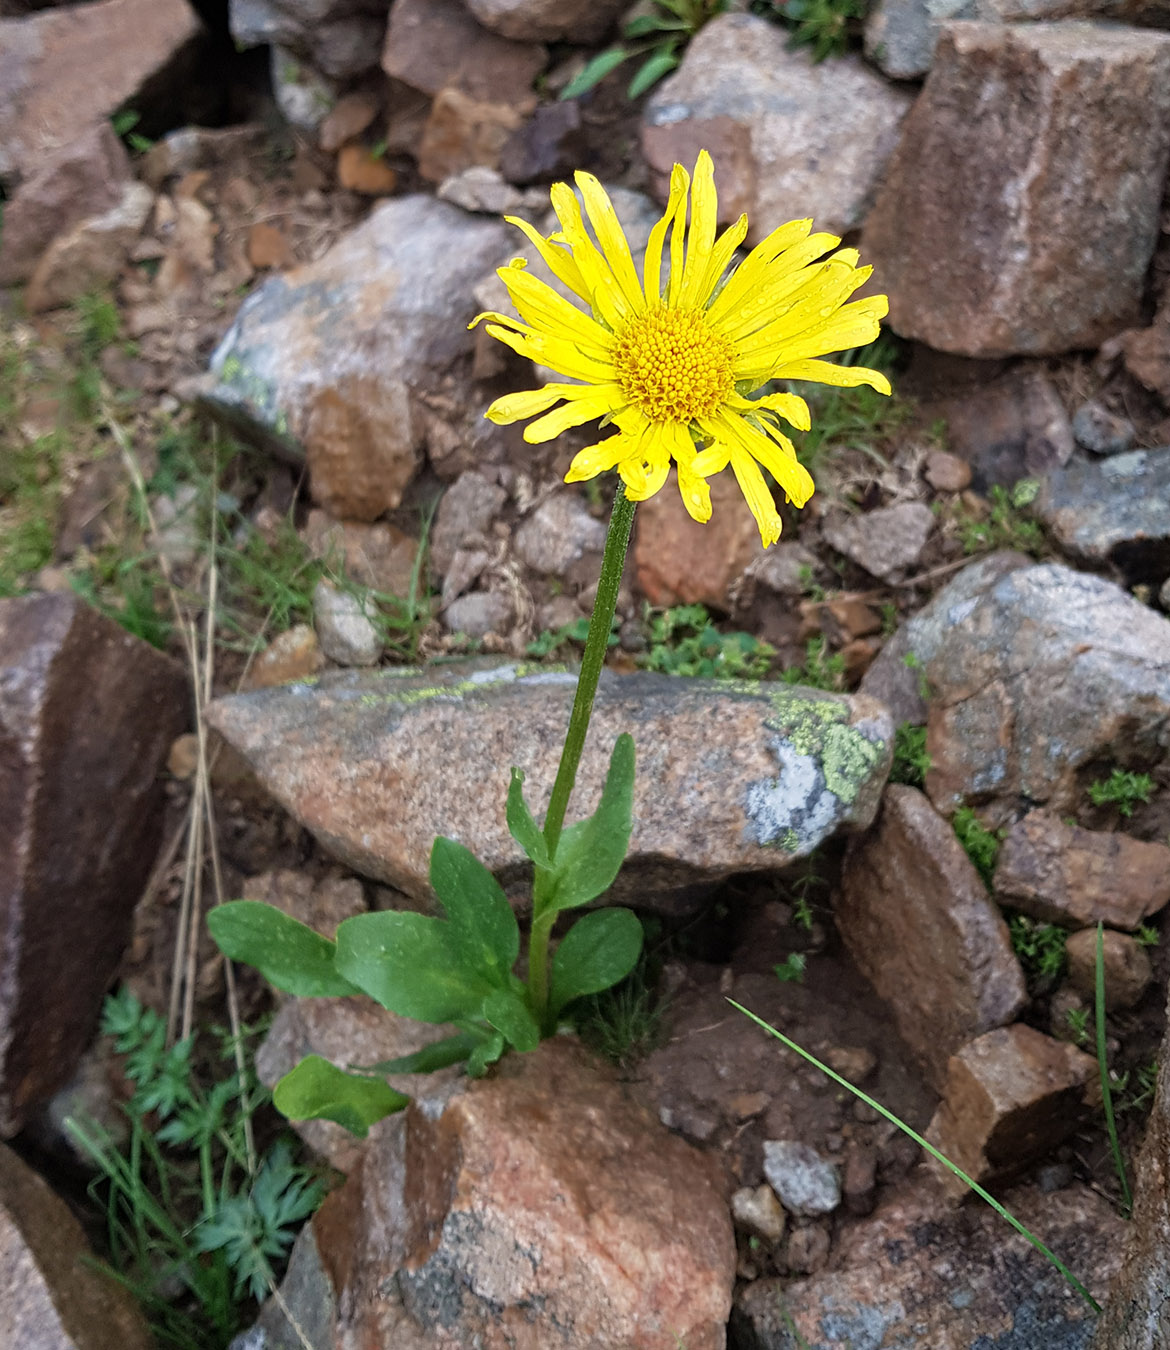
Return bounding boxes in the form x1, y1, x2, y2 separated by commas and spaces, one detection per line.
201, 196, 510, 522
864, 21, 1170, 357
837, 786, 1026, 1088
229, 0, 387, 81
381, 0, 547, 101
208, 661, 894, 915
1035, 447, 1170, 583
736, 1178, 1123, 1349
0, 1142, 154, 1350
0, 0, 202, 185
642, 12, 912, 242
0, 594, 187, 1135
861, 557, 1170, 822
464, 0, 626, 42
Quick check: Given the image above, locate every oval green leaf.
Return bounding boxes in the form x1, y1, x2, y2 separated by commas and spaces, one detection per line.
544, 734, 635, 915
273, 1055, 408, 1137
482, 988, 540, 1053
549, 907, 644, 1020
207, 901, 361, 998
429, 836, 519, 984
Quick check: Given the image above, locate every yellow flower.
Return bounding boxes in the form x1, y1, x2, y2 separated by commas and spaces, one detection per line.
473, 150, 890, 547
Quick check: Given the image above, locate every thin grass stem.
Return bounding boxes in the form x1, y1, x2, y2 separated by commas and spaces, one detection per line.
1096, 922, 1133, 1218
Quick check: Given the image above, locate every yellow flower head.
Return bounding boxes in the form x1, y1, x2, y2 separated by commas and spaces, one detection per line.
473, 150, 891, 547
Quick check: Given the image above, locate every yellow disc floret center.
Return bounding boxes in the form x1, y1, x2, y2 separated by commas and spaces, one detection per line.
613, 307, 734, 423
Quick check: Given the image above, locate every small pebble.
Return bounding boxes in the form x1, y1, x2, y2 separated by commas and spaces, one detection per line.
763, 1140, 841, 1216
785, 1222, 831, 1274
1065, 928, 1152, 1010
925, 450, 973, 492
731, 1184, 787, 1243
1071, 400, 1135, 457
313, 579, 382, 666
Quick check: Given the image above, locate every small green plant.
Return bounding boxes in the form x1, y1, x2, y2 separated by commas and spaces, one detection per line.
560, 0, 727, 101
1087, 768, 1154, 818
774, 952, 807, 984
575, 960, 667, 1069
66, 989, 324, 1349
889, 721, 930, 788
1008, 913, 1068, 985
902, 650, 931, 701
952, 805, 1001, 886
780, 634, 845, 691
1135, 923, 1160, 948
111, 108, 155, 155
752, 0, 867, 61
641, 603, 775, 679
955, 479, 1045, 556
527, 615, 614, 659
1065, 1006, 1091, 1048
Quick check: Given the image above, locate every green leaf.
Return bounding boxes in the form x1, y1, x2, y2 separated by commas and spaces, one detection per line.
559, 46, 631, 100
549, 908, 644, 1019
467, 1031, 506, 1078
624, 13, 688, 35
430, 836, 519, 985
352, 1030, 483, 1077
272, 1056, 408, 1137
506, 768, 552, 869
627, 47, 681, 99
483, 989, 540, 1053
334, 911, 492, 1023
544, 734, 635, 915
207, 901, 361, 998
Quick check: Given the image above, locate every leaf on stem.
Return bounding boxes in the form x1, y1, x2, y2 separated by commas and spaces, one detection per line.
549, 908, 644, 1019
430, 835, 520, 984
483, 988, 541, 1052
272, 1055, 409, 1137
467, 1031, 507, 1078
507, 767, 552, 869
544, 733, 636, 915
559, 46, 631, 100
207, 901, 362, 998
353, 1030, 484, 1077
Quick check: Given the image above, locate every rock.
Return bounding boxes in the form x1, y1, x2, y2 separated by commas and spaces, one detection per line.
925, 1024, 1097, 1200
731, 1185, 787, 1244
864, 22, 1170, 357
232, 1221, 336, 1350
1035, 448, 1170, 582
734, 542, 819, 606
430, 470, 509, 577
513, 492, 605, 578
0, 1142, 154, 1349
318, 90, 381, 152
822, 502, 935, 583
269, 46, 338, 133
0, 594, 186, 1135
1121, 306, 1170, 405
784, 1222, 831, 1275
923, 366, 1074, 489
325, 1038, 735, 1349
247, 624, 323, 689
635, 469, 769, 610
302, 511, 421, 597
993, 810, 1170, 931
381, 0, 547, 102
864, 557, 1170, 819
499, 99, 587, 185
26, 1043, 128, 1172
841, 1143, 878, 1217
442, 589, 515, 639
0, 0, 202, 185
202, 196, 511, 522
150, 482, 200, 566
436, 165, 546, 215
1073, 400, 1136, 457
1091, 984, 1170, 1349
1065, 929, 1152, 1010
464, 0, 626, 42
336, 144, 397, 195
641, 13, 911, 243
312, 579, 382, 666
241, 868, 366, 939
208, 661, 894, 914
246, 222, 294, 271
762, 1140, 841, 1217
735, 1178, 1122, 1348
229, 0, 387, 81
24, 181, 154, 313
417, 84, 532, 183
0, 123, 131, 285
137, 123, 268, 190
924, 449, 973, 493
837, 786, 1027, 1088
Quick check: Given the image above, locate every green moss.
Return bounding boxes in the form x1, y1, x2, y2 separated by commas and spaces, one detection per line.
764, 690, 886, 807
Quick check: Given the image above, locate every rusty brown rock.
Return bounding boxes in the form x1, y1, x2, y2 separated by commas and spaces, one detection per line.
381, 0, 546, 102
993, 810, 1170, 931
1065, 929, 1152, 1011
336, 143, 397, 195
465, 0, 626, 42
336, 1038, 736, 1349
837, 785, 1026, 1087
925, 1024, 1097, 1200
0, 594, 187, 1135
864, 21, 1170, 357
417, 83, 530, 183
301, 509, 420, 597
246, 624, 323, 689
737, 1177, 1122, 1347
1121, 307, 1170, 405
0, 1142, 154, 1350
241, 868, 366, 940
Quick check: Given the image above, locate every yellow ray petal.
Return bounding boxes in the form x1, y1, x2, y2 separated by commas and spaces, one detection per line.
769, 359, 893, 394
498, 263, 615, 357
666, 162, 691, 308
485, 385, 571, 425
565, 432, 637, 484
575, 171, 646, 314
697, 213, 749, 310
727, 390, 811, 431
483, 323, 618, 384
502, 214, 588, 301
678, 149, 718, 310
667, 422, 712, 523
644, 163, 689, 305
727, 261, 875, 353
704, 219, 818, 326
523, 385, 625, 442
550, 182, 630, 331
729, 448, 782, 547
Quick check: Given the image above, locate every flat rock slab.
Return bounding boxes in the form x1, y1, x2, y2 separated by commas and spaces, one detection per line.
201, 195, 510, 521
864, 21, 1170, 356
734, 1178, 1122, 1349
1036, 447, 1170, 582
838, 786, 1026, 1088
207, 662, 894, 914
0, 1142, 154, 1350
0, 594, 187, 1135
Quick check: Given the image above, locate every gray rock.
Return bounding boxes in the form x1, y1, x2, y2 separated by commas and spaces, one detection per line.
1072, 400, 1136, 457
430, 470, 509, 577
464, 0, 626, 42
822, 502, 935, 582
268, 47, 338, 132
642, 13, 913, 242
312, 579, 382, 666
734, 542, 819, 606
762, 1141, 841, 1217
202, 197, 511, 523
207, 662, 894, 915
731, 1184, 787, 1243
1035, 448, 1170, 582
1065, 928, 1152, 1011
229, 1223, 336, 1350
442, 590, 515, 639
232, 0, 387, 80
436, 165, 546, 215
513, 492, 606, 578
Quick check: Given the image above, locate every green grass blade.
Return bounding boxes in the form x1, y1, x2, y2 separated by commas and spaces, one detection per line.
1097, 922, 1133, 1218
729, 999, 1101, 1313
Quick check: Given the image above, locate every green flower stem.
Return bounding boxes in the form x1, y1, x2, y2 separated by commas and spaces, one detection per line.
527, 482, 637, 1024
